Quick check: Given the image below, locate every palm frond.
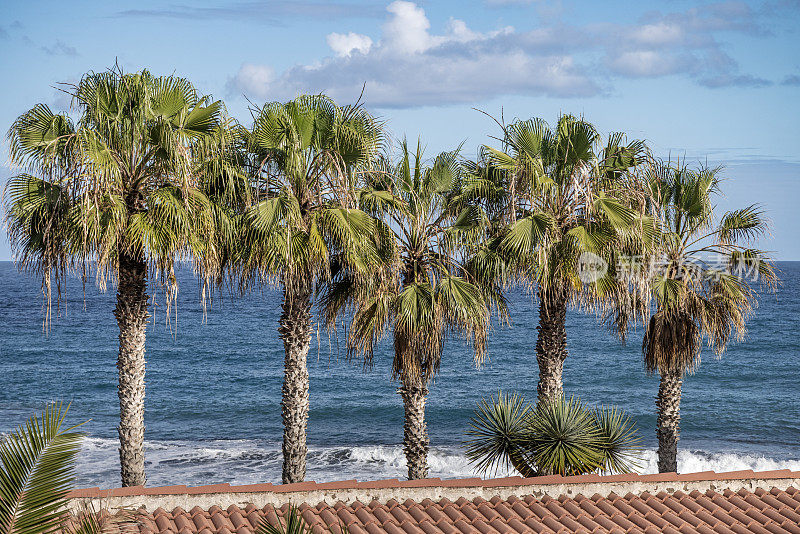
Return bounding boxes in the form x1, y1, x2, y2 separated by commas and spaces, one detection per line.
0, 403, 86, 534
465, 392, 536, 477
528, 397, 603, 476
465, 393, 641, 478
718, 205, 769, 245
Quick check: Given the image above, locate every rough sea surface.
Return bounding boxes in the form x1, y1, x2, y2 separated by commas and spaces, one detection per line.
1, 261, 798, 488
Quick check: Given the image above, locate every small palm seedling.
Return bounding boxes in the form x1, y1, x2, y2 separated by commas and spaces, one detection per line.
465, 392, 640, 477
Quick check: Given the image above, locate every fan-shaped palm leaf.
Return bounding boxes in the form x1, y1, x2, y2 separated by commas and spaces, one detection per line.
0, 404, 85, 534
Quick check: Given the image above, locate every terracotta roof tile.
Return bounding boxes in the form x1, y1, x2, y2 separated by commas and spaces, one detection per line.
538, 515, 565, 533
677, 471, 718, 482
68, 471, 800, 534
625, 510, 652, 531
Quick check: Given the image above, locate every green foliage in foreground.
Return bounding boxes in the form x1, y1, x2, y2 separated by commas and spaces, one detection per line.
0, 404, 90, 534
256, 506, 313, 534
465, 392, 640, 477
255, 505, 348, 534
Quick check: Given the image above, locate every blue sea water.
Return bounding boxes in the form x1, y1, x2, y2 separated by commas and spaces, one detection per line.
1, 261, 799, 488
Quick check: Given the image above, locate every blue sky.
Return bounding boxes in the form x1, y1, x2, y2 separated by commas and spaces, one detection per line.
1, 0, 799, 259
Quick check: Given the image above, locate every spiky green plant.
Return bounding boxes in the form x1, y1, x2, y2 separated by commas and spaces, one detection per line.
255, 506, 312, 534
466, 393, 640, 477
4, 66, 232, 486
255, 505, 348, 534
0, 404, 86, 534
463, 392, 536, 477
526, 396, 604, 476
593, 405, 641, 474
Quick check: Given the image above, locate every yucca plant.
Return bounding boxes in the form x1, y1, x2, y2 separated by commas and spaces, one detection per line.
0, 404, 86, 534
465, 392, 640, 477
255, 505, 348, 534
255, 506, 312, 534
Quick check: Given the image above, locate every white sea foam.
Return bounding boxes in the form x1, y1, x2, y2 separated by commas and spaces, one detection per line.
640, 449, 800, 474
75, 437, 800, 488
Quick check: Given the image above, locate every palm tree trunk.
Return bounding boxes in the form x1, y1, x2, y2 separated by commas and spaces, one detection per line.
535, 286, 568, 403
398, 377, 429, 480
114, 251, 149, 487
278, 282, 312, 484
656, 369, 682, 473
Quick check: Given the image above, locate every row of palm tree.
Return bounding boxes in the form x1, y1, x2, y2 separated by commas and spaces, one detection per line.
4, 66, 776, 487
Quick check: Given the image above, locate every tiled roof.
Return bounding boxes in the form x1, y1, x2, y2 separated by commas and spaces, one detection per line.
70, 471, 800, 534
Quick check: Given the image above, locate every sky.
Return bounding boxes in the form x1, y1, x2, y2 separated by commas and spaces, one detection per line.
1, 0, 799, 259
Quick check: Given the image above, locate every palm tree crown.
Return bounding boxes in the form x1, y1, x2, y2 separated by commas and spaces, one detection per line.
4, 66, 228, 486
6, 68, 226, 315
640, 160, 776, 472
470, 114, 649, 402
238, 95, 386, 288
323, 140, 497, 479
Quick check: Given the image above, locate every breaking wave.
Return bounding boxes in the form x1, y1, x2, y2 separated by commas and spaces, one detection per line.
75, 437, 800, 488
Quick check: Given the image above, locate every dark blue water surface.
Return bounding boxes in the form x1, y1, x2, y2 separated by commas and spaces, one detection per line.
1, 261, 798, 487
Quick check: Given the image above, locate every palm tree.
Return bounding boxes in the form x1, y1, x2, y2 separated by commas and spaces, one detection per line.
4, 67, 227, 486
640, 160, 776, 472
237, 95, 384, 484
471, 115, 649, 403
322, 141, 499, 479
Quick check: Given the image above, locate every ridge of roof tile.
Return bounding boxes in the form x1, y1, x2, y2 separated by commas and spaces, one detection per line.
67, 470, 800, 500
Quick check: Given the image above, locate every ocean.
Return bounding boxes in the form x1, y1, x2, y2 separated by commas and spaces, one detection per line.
1, 261, 798, 488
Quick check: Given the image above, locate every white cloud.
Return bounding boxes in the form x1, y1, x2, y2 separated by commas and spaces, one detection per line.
446, 19, 480, 42
630, 22, 684, 47
382, 0, 436, 54
228, 1, 595, 106
228, 64, 274, 99
227, 1, 775, 108
608, 50, 685, 78
326, 32, 373, 57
